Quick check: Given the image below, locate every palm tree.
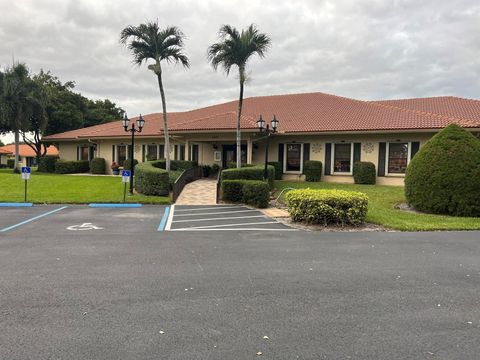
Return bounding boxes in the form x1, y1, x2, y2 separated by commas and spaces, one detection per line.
0, 63, 34, 172
208, 24, 271, 168
120, 21, 189, 172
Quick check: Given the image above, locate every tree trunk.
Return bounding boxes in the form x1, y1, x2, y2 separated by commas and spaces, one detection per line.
14, 129, 20, 173
236, 70, 245, 169
156, 71, 170, 172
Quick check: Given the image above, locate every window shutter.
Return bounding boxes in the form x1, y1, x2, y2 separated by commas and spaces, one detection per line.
302, 143, 310, 174
378, 142, 386, 176
76, 146, 80, 160
410, 142, 420, 160
159, 145, 165, 159
112, 145, 115, 162
324, 143, 332, 175
192, 144, 199, 163
278, 144, 284, 163
353, 143, 361, 163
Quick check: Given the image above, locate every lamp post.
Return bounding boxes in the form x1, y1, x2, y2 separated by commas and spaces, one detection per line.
122, 113, 145, 195
256, 115, 279, 180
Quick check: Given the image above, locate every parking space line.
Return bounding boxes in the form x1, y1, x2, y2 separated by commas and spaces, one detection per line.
171, 228, 297, 231
181, 221, 279, 229
165, 204, 175, 231
173, 209, 258, 217
0, 206, 68, 233
174, 206, 244, 212
172, 215, 266, 223
157, 206, 170, 231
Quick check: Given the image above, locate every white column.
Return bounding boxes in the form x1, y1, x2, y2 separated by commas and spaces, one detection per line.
247, 137, 253, 164
185, 140, 190, 161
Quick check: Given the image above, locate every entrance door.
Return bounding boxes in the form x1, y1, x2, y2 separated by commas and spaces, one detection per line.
222, 144, 247, 168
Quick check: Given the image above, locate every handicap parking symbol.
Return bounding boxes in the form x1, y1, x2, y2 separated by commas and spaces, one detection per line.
67, 223, 104, 231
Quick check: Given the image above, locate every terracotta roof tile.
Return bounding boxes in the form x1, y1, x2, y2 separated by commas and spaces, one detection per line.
0, 144, 58, 157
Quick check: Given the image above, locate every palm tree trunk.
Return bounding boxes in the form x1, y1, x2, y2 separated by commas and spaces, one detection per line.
236, 76, 245, 169
14, 129, 20, 173
156, 71, 170, 172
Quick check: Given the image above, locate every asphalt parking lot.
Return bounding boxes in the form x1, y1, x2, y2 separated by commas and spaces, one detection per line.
1, 205, 480, 359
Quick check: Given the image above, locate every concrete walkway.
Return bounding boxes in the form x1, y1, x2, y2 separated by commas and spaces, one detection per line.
175, 179, 217, 205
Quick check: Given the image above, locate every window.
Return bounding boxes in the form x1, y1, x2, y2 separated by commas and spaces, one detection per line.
284, 143, 303, 173
387, 142, 409, 174
147, 144, 158, 160
174, 145, 185, 160
190, 144, 199, 163
117, 145, 127, 166
78, 145, 89, 161
333, 143, 352, 173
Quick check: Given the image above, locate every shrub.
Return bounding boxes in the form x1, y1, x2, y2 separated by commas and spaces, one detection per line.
54, 160, 89, 174
202, 164, 211, 177
211, 163, 220, 176
123, 159, 139, 171
242, 180, 270, 208
221, 165, 275, 189
304, 160, 322, 182
38, 156, 58, 173
285, 188, 369, 226
90, 157, 106, 174
135, 160, 170, 196
268, 161, 283, 180
405, 124, 480, 216
154, 159, 196, 171
7, 159, 14, 168
221, 180, 245, 202
353, 161, 376, 184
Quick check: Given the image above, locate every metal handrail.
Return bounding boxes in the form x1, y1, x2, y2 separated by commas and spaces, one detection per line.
171, 165, 202, 203
274, 187, 295, 207
215, 170, 222, 204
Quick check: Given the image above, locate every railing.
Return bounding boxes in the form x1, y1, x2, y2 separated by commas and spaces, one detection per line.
171, 165, 203, 203
215, 171, 222, 204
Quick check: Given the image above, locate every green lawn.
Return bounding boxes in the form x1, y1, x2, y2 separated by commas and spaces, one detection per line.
0, 169, 170, 204
275, 181, 480, 231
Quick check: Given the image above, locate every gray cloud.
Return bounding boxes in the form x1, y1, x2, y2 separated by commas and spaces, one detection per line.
1, 0, 479, 121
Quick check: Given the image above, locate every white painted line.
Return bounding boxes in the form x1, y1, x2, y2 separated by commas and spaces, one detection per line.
173, 209, 258, 217
165, 204, 175, 231
182, 221, 279, 229
171, 228, 297, 231
172, 215, 267, 223
174, 206, 245, 212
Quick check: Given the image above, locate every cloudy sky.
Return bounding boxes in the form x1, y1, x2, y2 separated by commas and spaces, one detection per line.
1, 0, 479, 141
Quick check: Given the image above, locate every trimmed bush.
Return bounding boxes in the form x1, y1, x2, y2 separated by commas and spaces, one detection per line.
90, 157, 106, 174
405, 124, 480, 216
221, 165, 275, 189
242, 180, 270, 208
154, 159, 196, 171
285, 188, 369, 226
353, 161, 376, 184
268, 161, 283, 180
54, 160, 89, 174
123, 159, 139, 171
221, 180, 245, 202
211, 163, 220, 176
38, 156, 58, 173
7, 159, 14, 168
304, 160, 322, 182
202, 165, 211, 177
135, 160, 170, 196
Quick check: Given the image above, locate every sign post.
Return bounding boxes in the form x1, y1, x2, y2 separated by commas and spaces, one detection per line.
121, 170, 131, 203
21, 166, 31, 203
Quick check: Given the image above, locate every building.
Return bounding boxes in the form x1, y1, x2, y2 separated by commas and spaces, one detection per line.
42, 92, 480, 185
0, 144, 59, 167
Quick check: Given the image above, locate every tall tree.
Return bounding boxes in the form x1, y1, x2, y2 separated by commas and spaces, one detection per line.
0, 63, 34, 172
120, 21, 190, 172
208, 24, 271, 168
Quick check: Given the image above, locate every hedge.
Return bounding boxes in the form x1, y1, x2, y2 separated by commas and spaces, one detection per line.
202, 165, 211, 177
123, 159, 139, 171
7, 159, 14, 168
154, 159, 197, 171
405, 124, 480, 216
285, 188, 369, 226
211, 164, 220, 176
90, 157, 106, 174
268, 161, 283, 180
134, 160, 170, 196
54, 160, 90, 174
304, 160, 322, 182
221, 165, 275, 189
353, 161, 376, 185
38, 156, 58, 173
221, 179, 270, 208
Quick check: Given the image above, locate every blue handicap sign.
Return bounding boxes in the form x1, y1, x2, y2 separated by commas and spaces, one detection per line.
122, 170, 131, 177
21, 166, 31, 173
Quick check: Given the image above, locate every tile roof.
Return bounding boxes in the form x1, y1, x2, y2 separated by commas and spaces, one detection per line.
0, 148, 12, 154
43, 92, 480, 141
0, 144, 59, 157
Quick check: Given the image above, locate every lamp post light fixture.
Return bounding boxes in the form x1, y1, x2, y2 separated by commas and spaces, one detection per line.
256, 115, 279, 180
123, 113, 145, 195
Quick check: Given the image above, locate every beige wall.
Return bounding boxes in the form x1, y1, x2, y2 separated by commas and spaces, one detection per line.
54, 131, 434, 184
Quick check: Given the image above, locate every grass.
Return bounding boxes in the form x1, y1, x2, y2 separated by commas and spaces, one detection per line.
275, 180, 480, 231
0, 169, 171, 204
